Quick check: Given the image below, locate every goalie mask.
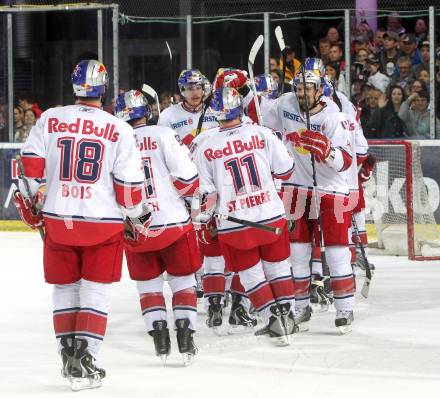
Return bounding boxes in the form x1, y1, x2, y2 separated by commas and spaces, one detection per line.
115, 90, 151, 122
72, 59, 108, 98
255, 74, 278, 99
210, 87, 243, 121
178, 69, 211, 99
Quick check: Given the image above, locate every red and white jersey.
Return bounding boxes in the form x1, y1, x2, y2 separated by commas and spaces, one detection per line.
324, 93, 369, 198
158, 102, 218, 146
333, 91, 368, 162
192, 122, 294, 250
129, 124, 199, 252
260, 92, 352, 196
21, 104, 144, 246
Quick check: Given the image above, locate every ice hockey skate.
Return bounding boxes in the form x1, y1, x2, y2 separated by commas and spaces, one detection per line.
69, 338, 106, 391
335, 310, 354, 334
294, 305, 312, 332
279, 303, 298, 341
228, 294, 257, 333
206, 295, 223, 334
310, 276, 333, 312
175, 318, 197, 366
60, 335, 75, 379
255, 305, 290, 346
149, 320, 171, 365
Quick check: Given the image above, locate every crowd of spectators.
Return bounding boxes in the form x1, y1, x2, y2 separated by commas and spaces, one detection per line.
2, 13, 440, 142
313, 13, 438, 139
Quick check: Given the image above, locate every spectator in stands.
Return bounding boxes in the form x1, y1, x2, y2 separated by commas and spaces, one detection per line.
373, 27, 386, 54
360, 86, 381, 133
390, 56, 413, 92
386, 13, 405, 35
365, 85, 408, 138
17, 93, 42, 118
350, 74, 369, 106
270, 57, 280, 72
413, 41, 430, 77
414, 18, 428, 45
356, 22, 374, 44
379, 31, 401, 77
328, 44, 345, 71
326, 62, 346, 95
366, 54, 390, 93
408, 79, 427, 96
398, 90, 430, 138
22, 108, 37, 138
14, 106, 27, 142
417, 67, 430, 88
159, 92, 172, 110
279, 46, 301, 83
399, 34, 421, 66
318, 37, 331, 64
354, 48, 370, 69
327, 27, 340, 45
270, 69, 282, 85
352, 36, 370, 56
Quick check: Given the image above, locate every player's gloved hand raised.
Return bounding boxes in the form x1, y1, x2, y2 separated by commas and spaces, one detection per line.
359, 153, 377, 183
124, 203, 152, 246
214, 69, 248, 90
299, 130, 333, 163
13, 190, 44, 229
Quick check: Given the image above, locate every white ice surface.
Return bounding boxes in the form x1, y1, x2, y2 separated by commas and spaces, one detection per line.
1, 232, 440, 397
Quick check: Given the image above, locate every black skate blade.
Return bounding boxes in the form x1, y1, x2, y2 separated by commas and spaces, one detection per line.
70, 376, 102, 391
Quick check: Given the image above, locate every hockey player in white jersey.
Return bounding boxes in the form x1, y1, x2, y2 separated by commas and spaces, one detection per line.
192, 86, 297, 344
158, 69, 216, 146
13, 60, 149, 390
188, 68, 257, 333
307, 77, 370, 310
255, 59, 356, 333
115, 90, 201, 365
322, 78, 375, 273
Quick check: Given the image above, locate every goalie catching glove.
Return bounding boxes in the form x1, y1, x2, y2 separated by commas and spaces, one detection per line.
13, 190, 44, 229
299, 129, 334, 163
124, 203, 153, 247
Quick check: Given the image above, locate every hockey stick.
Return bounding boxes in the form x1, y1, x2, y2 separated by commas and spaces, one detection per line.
195, 93, 212, 137
300, 65, 329, 276
165, 40, 175, 104
215, 213, 282, 236
248, 35, 264, 126
351, 214, 372, 298
142, 84, 161, 117
15, 154, 45, 240
275, 26, 288, 95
